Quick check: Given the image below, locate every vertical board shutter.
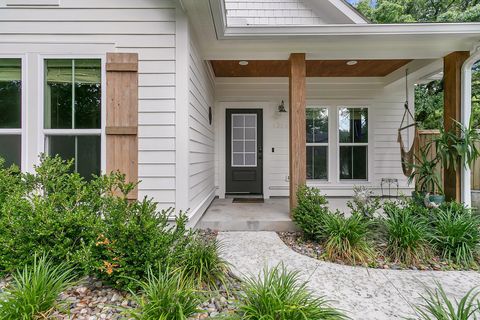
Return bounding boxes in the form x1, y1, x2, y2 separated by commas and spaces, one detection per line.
106, 53, 139, 200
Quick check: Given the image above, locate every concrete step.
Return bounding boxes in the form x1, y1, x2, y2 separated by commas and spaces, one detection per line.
195, 219, 299, 232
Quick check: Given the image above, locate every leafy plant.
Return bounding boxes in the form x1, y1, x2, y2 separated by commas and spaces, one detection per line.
383, 202, 432, 265
347, 185, 381, 219
321, 212, 375, 265
180, 237, 230, 290
432, 202, 480, 266
407, 145, 443, 194
413, 283, 480, 320
239, 264, 347, 320
126, 265, 202, 320
292, 185, 329, 240
0, 254, 76, 320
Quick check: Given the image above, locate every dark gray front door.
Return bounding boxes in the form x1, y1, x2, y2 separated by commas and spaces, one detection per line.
226, 109, 263, 194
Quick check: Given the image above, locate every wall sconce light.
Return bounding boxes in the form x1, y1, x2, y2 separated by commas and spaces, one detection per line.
278, 100, 287, 113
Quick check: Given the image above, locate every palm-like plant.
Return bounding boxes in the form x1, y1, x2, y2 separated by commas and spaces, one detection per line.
407, 145, 443, 194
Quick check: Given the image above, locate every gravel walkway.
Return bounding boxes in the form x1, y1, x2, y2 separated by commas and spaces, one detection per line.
218, 231, 480, 320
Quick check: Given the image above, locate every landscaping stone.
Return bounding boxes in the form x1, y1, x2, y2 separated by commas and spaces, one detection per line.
219, 231, 480, 320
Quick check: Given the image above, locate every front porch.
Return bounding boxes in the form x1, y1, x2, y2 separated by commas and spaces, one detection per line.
195, 196, 390, 231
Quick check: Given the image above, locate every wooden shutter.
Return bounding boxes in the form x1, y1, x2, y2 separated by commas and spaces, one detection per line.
106, 53, 139, 200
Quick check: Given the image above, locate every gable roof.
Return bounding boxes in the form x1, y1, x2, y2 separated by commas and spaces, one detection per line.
223, 0, 369, 26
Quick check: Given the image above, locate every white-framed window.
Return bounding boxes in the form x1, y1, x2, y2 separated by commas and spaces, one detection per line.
231, 113, 257, 167
43, 58, 102, 179
0, 57, 23, 169
338, 107, 368, 180
306, 107, 328, 180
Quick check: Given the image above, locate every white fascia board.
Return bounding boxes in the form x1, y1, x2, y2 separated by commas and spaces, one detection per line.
221, 23, 480, 38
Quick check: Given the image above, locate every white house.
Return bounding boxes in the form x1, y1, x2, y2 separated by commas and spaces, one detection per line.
0, 0, 479, 226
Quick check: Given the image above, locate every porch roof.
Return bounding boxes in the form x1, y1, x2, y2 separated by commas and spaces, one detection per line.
182, 0, 480, 60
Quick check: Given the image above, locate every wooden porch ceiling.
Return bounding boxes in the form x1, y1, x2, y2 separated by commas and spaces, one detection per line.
210, 59, 412, 77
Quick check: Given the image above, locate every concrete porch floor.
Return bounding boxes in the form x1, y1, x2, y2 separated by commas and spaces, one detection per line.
195, 197, 362, 231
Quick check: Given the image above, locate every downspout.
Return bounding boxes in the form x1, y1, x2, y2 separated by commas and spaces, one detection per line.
461, 44, 480, 206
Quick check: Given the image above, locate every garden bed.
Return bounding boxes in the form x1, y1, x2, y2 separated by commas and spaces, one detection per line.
278, 232, 479, 271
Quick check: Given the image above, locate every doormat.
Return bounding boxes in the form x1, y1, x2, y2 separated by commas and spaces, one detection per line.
232, 198, 264, 203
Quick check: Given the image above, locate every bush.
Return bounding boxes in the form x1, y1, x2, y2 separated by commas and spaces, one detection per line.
181, 237, 230, 290
239, 264, 347, 320
292, 185, 329, 240
414, 283, 480, 320
0, 254, 76, 320
0, 156, 105, 274
383, 202, 432, 265
347, 186, 381, 219
126, 265, 202, 320
321, 212, 375, 264
432, 202, 480, 266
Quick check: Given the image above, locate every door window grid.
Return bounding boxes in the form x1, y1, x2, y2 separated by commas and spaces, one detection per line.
0, 58, 22, 168
231, 114, 257, 167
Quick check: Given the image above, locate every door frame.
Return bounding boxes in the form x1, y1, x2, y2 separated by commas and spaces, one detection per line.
216, 101, 272, 199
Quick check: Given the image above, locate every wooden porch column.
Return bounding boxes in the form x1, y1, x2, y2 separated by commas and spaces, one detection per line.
289, 53, 306, 211
443, 51, 469, 202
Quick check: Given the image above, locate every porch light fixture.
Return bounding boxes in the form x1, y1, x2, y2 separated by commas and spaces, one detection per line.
239, 60, 249, 66
278, 100, 287, 113
346, 60, 358, 66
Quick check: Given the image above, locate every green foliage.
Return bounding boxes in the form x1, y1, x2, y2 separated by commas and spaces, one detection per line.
126, 266, 202, 320
407, 145, 443, 194
320, 212, 374, 264
0, 155, 225, 291
432, 202, 480, 266
347, 186, 381, 219
239, 264, 347, 320
383, 201, 432, 265
292, 185, 329, 239
414, 283, 480, 320
0, 254, 76, 320
180, 237, 230, 290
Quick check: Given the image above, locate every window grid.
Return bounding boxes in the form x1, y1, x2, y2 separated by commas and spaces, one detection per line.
231, 114, 257, 167
338, 107, 368, 181
306, 107, 328, 181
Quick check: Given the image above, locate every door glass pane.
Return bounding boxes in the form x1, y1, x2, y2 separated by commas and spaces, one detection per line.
306, 146, 327, 180
231, 113, 257, 167
74, 60, 101, 129
47, 135, 100, 179
340, 146, 367, 180
0, 59, 21, 129
0, 135, 21, 168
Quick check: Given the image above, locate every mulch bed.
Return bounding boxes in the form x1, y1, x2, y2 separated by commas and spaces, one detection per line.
278, 231, 477, 271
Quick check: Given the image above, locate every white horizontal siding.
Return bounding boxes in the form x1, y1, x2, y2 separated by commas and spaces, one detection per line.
0, 0, 177, 208
215, 77, 414, 198
188, 34, 216, 212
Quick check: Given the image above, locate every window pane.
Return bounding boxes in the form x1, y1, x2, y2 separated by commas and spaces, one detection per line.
339, 108, 368, 143
77, 136, 101, 179
0, 135, 21, 168
307, 146, 327, 180
340, 146, 367, 180
74, 60, 101, 129
306, 108, 328, 143
45, 59, 73, 129
0, 59, 21, 129
47, 135, 100, 179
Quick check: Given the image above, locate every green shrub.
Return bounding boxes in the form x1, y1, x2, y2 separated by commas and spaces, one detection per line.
181, 237, 230, 290
321, 212, 374, 264
292, 185, 329, 240
432, 202, 480, 266
239, 264, 347, 320
0, 254, 76, 320
383, 203, 432, 265
414, 283, 480, 320
126, 265, 202, 320
347, 186, 381, 219
91, 199, 194, 290
0, 156, 105, 274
